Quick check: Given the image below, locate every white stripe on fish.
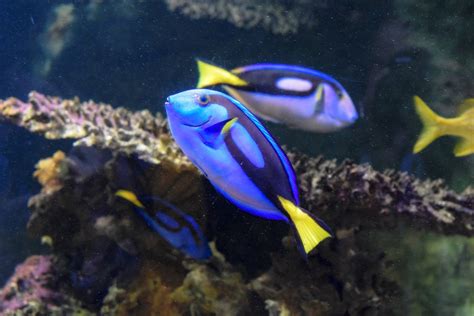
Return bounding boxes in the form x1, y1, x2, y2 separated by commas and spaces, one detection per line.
275, 77, 313, 92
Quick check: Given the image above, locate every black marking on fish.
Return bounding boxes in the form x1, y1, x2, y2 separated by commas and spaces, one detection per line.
230, 68, 343, 98
211, 94, 298, 212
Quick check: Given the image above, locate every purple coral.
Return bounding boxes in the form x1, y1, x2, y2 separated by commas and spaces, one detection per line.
0, 256, 90, 314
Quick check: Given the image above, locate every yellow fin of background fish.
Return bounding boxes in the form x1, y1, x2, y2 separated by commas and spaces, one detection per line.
413, 96, 443, 154
457, 98, 474, 115
116, 190, 144, 208
277, 195, 331, 254
453, 137, 474, 157
196, 59, 248, 88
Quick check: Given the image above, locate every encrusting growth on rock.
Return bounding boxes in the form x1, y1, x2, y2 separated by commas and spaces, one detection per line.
0, 91, 191, 167
33, 150, 67, 194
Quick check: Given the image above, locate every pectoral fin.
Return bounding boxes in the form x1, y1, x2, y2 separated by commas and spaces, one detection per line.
313, 84, 326, 115
199, 117, 239, 148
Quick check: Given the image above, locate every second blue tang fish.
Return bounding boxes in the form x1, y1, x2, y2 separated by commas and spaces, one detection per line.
116, 190, 211, 259
165, 89, 332, 256
196, 60, 358, 133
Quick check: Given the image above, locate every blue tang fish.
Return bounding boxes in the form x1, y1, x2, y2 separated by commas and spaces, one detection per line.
116, 190, 211, 259
196, 60, 358, 133
165, 89, 332, 255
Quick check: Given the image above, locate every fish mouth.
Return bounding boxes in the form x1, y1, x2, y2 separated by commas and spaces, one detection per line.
181, 115, 212, 127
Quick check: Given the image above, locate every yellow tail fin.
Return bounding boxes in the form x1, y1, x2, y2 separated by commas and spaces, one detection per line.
196, 59, 248, 88
277, 196, 331, 255
115, 190, 144, 208
413, 96, 443, 154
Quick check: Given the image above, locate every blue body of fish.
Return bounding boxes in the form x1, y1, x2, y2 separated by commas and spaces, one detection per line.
165, 89, 331, 255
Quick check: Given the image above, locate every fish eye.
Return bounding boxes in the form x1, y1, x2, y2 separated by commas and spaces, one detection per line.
196, 94, 210, 106
336, 90, 344, 99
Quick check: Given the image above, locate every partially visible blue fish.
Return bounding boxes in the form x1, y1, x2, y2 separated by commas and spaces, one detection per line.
115, 190, 211, 259
196, 60, 358, 133
165, 89, 332, 256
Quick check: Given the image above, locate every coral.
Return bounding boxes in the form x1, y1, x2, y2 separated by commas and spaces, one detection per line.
99, 248, 252, 315
0, 92, 473, 314
171, 260, 250, 315
102, 257, 250, 315
33, 150, 67, 194
163, 0, 319, 35
0, 91, 191, 167
101, 262, 182, 316
288, 153, 474, 236
0, 255, 93, 315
